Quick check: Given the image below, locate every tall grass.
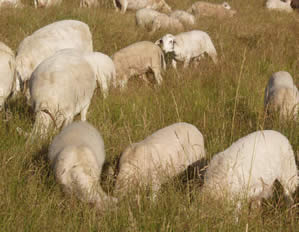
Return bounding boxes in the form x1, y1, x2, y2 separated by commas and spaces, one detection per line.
0, 0, 298, 231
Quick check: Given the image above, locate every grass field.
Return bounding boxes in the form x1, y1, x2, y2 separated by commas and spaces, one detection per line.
0, 0, 298, 231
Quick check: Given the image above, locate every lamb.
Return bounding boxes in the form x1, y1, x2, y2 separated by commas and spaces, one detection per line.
155, 30, 218, 69
291, 0, 299, 9
0, 0, 23, 8
151, 14, 184, 33
80, 0, 98, 8
266, 0, 293, 13
113, 0, 172, 14
28, 49, 100, 138
34, 0, 62, 8
135, 8, 165, 29
264, 71, 299, 120
112, 41, 166, 89
187, 1, 236, 18
202, 130, 298, 211
48, 121, 117, 209
170, 10, 196, 27
15, 20, 93, 96
114, 122, 206, 197
0, 42, 15, 111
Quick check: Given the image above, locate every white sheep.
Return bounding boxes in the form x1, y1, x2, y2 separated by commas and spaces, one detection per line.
34, 0, 62, 8
0, 0, 23, 8
170, 10, 196, 27
155, 30, 218, 69
115, 122, 206, 197
151, 14, 184, 33
28, 49, 99, 138
135, 8, 164, 30
15, 19, 93, 95
48, 121, 117, 209
202, 130, 298, 211
113, 0, 172, 14
0, 42, 15, 111
266, 0, 293, 13
112, 41, 166, 89
80, 0, 98, 8
187, 1, 236, 18
264, 71, 299, 120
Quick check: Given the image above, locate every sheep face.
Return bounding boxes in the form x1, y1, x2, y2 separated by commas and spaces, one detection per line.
222, 2, 231, 10
155, 34, 176, 53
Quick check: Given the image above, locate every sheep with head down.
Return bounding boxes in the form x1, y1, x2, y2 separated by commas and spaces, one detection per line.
28, 48, 116, 140
202, 130, 298, 215
264, 71, 298, 120
114, 122, 206, 198
266, 0, 293, 13
15, 19, 93, 97
48, 121, 117, 209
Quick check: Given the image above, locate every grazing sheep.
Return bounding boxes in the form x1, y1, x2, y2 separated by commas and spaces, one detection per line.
135, 8, 164, 29
15, 20, 93, 95
203, 130, 298, 211
264, 71, 299, 120
113, 0, 172, 14
187, 1, 236, 18
266, 0, 292, 12
48, 121, 117, 209
151, 14, 184, 33
170, 10, 196, 26
34, 0, 62, 8
115, 122, 206, 197
112, 41, 166, 89
0, 42, 15, 111
0, 0, 23, 8
155, 30, 218, 69
291, 0, 299, 9
80, 0, 98, 8
28, 49, 97, 138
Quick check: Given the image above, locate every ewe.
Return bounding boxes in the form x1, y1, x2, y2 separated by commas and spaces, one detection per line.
187, 1, 236, 18
170, 10, 196, 27
15, 20, 93, 96
155, 30, 218, 69
29, 49, 115, 138
136, 8, 165, 30
48, 121, 117, 209
264, 71, 298, 120
266, 0, 293, 13
115, 123, 206, 197
113, 0, 171, 14
0, 42, 15, 111
112, 41, 165, 89
203, 130, 298, 212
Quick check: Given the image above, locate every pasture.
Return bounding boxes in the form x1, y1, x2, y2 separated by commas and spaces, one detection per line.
0, 0, 298, 231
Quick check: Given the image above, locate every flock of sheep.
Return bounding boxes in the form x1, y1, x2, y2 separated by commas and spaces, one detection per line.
0, 0, 299, 221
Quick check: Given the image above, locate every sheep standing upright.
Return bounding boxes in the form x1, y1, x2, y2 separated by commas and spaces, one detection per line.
155, 30, 218, 69
202, 130, 298, 210
48, 121, 117, 209
266, 0, 293, 12
264, 71, 299, 120
15, 20, 93, 96
0, 42, 15, 111
115, 122, 206, 197
112, 41, 166, 89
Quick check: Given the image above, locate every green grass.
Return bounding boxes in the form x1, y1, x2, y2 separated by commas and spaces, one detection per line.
0, 0, 298, 231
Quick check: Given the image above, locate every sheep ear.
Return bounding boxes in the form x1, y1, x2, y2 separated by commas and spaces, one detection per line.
155, 39, 162, 45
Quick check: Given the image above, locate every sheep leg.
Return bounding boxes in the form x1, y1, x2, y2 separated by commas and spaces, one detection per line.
171, 59, 177, 69
99, 79, 109, 99
120, 0, 128, 14
113, 0, 119, 12
183, 58, 191, 68
140, 74, 150, 85
152, 68, 163, 85
80, 104, 90, 121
